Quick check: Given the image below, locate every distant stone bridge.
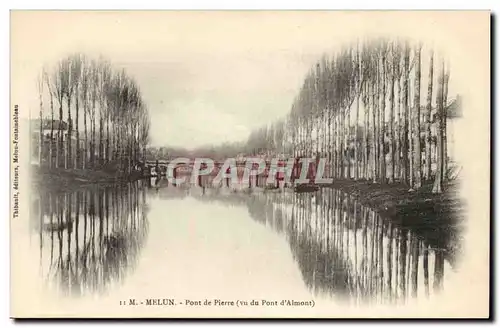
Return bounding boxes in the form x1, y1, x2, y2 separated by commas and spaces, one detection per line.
144, 158, 322, 181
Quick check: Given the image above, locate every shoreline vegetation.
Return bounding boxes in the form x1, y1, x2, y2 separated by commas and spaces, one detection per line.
32, 54, 150, 193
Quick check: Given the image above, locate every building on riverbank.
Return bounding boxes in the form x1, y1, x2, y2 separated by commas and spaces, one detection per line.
29, 118, 86, 167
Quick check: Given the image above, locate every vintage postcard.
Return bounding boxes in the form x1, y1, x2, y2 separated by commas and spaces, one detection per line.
9, 10, 490, 318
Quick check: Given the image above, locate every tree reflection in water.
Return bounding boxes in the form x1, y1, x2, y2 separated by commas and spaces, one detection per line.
31, 179, 453, 305
162, 183, 453, 306
32, 181, 149, 298
245, 188, 451, 305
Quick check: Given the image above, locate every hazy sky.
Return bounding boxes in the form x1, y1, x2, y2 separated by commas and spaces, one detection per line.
113, 49, 316, 148
12, 11, 482, 149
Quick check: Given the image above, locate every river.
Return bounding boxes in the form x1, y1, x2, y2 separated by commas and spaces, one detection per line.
19, 178, 458, 317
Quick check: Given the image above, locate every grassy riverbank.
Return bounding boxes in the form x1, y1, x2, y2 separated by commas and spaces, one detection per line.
326, 178, 465, 262
329, 178, 463, 220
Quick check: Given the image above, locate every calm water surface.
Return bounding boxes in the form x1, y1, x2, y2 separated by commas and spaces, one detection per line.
26, 178, 458, 309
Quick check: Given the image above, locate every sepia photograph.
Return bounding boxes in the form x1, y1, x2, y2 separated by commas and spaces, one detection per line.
9, 10, 490, 319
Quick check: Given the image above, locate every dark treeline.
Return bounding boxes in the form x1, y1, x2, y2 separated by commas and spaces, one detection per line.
36, 54, 151, 175
33, 181, 149, 297
246, 38, 459, 193
245, 119, 291, 157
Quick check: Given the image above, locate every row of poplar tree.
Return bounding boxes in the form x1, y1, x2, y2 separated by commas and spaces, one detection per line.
247, 38, 453, 193
36, 54, 150, 174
